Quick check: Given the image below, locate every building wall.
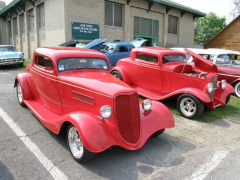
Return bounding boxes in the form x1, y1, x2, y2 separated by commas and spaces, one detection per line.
1, 0, 198, 58
204, 17, 240, 51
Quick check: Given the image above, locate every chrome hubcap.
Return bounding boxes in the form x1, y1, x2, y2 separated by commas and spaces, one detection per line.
68, 127, 83, 158
17, 84, 23, 103
180, 97, 196, 117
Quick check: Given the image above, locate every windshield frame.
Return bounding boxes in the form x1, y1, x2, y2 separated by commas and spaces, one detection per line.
57, 57, 109, 72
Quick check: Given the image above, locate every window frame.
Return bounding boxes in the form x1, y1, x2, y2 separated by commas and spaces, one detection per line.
168, 15, 179, 35
105, 1, 123, 27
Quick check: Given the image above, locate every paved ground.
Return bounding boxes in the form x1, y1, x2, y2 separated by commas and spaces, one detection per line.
1, 66, 240, 180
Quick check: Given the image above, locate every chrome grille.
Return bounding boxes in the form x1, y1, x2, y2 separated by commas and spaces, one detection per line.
115, 93, 140, 144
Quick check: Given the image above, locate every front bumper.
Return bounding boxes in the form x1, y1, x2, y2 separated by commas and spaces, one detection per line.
0, 58, 24, 66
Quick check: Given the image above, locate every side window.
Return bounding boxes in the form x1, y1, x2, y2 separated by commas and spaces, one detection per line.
118, 46, 128, 52
36, 56, 54, 69
162, 55, 185, 64
136, 53, 158, 63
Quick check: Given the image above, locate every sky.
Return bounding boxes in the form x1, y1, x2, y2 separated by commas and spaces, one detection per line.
171, 0, 234, 23
3, 0, 236, 22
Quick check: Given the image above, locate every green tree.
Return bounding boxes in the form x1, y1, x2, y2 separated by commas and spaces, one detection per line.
194, 12, 226, 45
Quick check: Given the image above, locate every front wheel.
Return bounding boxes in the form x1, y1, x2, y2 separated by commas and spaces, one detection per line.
16, 81, 26, 107
67, 124, 97, 163
177, 94, 204, 119
151, 129, 165, 137
234, 81, 240, 97
111, 71, 123, 81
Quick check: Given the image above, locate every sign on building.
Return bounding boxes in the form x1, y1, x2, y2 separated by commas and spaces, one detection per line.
72, 22, 99, 40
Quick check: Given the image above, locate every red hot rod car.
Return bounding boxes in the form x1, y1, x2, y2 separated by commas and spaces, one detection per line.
111, 47, 235, 119
14, 47, 175, 163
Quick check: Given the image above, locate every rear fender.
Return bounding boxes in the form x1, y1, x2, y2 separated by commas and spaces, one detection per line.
14, 73, 33, 100
64, 112, 111, 153
111, 65, 131, 85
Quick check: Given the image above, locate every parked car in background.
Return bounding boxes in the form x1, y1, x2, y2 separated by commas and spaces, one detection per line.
0, 45, 24, 67
111, 47, 235, 119
174, 48, 240, 97
14, 47, 175, 163
83, 38, 147, 66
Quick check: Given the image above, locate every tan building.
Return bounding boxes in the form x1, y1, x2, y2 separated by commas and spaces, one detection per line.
0, 0, 205, 58
204, 15, 240, 51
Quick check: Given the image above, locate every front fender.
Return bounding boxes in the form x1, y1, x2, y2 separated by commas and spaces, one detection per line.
63, 112, 112, 153
170, 88, 212, 103
214, 83, 235, 104
14, 73, 33, 101
111, 65, 131, 85
137, 101, 175, 148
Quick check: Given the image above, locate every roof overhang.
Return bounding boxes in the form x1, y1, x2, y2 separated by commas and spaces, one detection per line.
143, 0, 206, 19
0, 0, 30, 20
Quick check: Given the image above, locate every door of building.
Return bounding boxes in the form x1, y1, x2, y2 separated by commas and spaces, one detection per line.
134, 17, 159, 47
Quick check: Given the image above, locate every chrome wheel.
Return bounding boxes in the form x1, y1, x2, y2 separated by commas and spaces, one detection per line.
17, 83, 23, 103
16, 81, 25, 107
68, 126, 84, 159
177, 94, 204, 119
180, 97, 196, 117
234, 82, 240, 97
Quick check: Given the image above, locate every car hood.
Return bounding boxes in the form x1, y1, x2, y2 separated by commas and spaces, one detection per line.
130, 38, 148, 47
59, 71, 135, 97
0, 51, 22, 59
185, 48, 218, 73
82, 39, 108, 50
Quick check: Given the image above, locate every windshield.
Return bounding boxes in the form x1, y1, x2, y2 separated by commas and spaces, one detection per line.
58, 58, 109, 72
101, 44, 115, 52
215, 54, 235, 65
162, 55, 186, 63
0, 46, 15, 52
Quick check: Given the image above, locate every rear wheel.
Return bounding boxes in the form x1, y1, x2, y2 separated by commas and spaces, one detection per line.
177, 94, 204, 119
16, 81, 26, 107
234, 81, 240, 97
67, 124, 97, 163
111, 71, 123, 81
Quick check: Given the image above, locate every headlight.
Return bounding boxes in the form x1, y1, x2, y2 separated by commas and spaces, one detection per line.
220, 79, 226, 89
100, 105, 112, 119
142, 99, 152, 111
208, 83, 214, 93
20, 53, 24, 57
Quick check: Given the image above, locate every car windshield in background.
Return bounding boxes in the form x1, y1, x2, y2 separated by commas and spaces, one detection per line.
0, 46, 15, 52
162, 55, 186, 63
101, 44, 115, 52
58, 58, 108, 72
215, 54, 235, 65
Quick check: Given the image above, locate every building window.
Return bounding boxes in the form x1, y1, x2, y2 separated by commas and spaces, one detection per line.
38, 3, 45, 29
168, 15, 178, 35
27, 9, 35, 32
7, 21, 12, 38
134, 17, 158, 36
105, 1, 122, 27
20, 14, 25, 34
13, 18, 18, 36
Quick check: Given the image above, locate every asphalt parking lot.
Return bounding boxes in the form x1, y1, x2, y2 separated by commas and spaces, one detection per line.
1, 67, 240, 180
